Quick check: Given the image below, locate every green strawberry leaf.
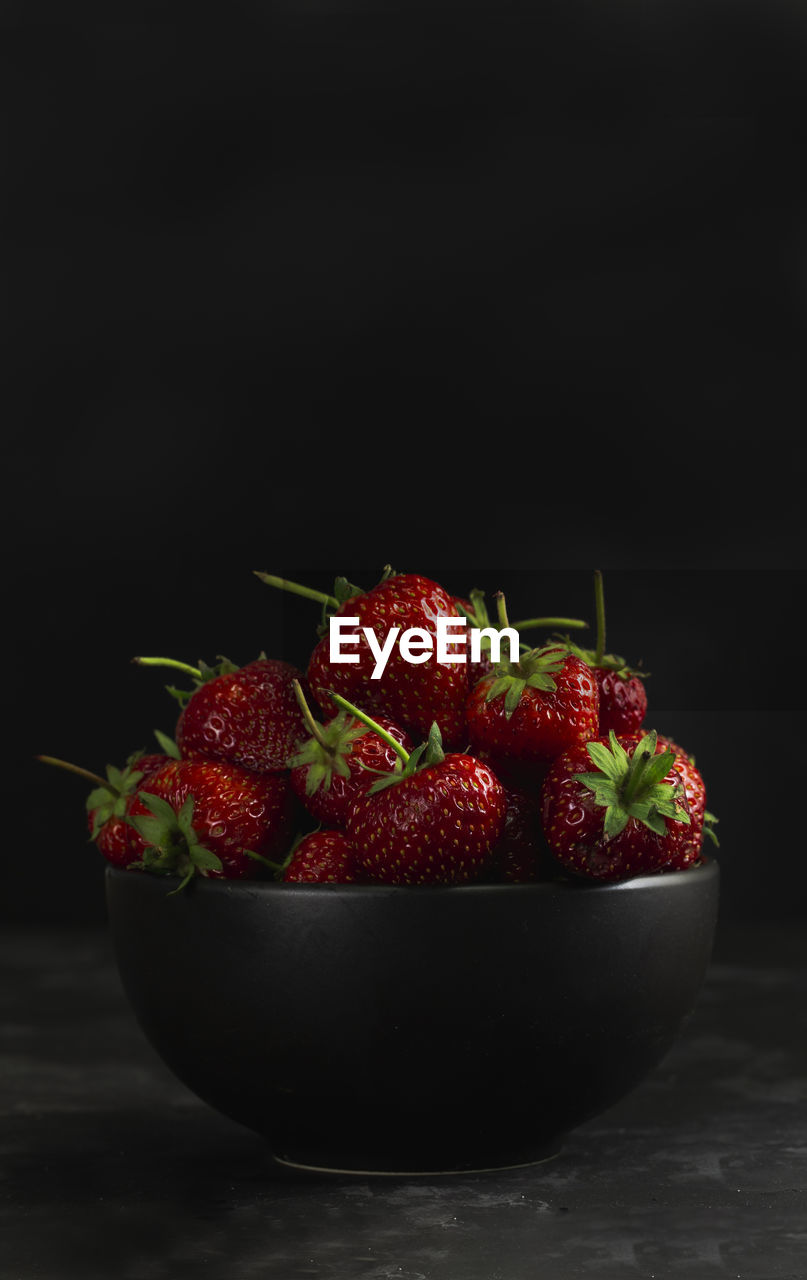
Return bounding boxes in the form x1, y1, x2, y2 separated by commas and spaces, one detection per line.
200, 656, 240, 680
166, 683, 193, 709
703, 810, 720, 848
127, 814, 170, 848
105, 765, 125, 792
627, 802, 668, 837
525, 671, 558, 693
602, 805, 631, 840
166, 868, 197, 896
135, 790, 182, 826
582, 741, 625, 781
188, 844, 223, 873
574, 774, 620, 807
154, 729, 181, 759
85, 784, 116, 815
333, 576, 365, 604
175, 796, 197, 841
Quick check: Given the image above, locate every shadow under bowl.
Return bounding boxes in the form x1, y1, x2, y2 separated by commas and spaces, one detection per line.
106, 858, 719, 1176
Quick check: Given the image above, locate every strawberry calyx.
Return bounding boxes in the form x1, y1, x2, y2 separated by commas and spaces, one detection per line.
328, 692, 442, 794
484, 646, 569, 717
287, 678, 381, 797
573, 730, 690, 840
85, 756, 152, 840
133, 654, 242, 708
37, 751, 160, 840
481, 592, 569, 719
126, 792, 223, 893
555, 636, 646, 680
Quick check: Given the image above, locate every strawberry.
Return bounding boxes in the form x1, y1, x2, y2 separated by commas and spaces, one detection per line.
257, 569, 470, 750
282, 829, 366, 883
539, 730, 695, 882
127, 758, 296, 888
335, 696, 507, 885
37, 747, 175, 868
592, 666, 648, 736
135, 654, 309, 775
88, 751, 174, 867
466, 645, 599, 767
288, 680, 413, 828
465, 594, 599, 769
555, 571, 648, 736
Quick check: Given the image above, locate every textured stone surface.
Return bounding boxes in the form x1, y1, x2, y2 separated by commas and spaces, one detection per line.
2, 924, 805, 1280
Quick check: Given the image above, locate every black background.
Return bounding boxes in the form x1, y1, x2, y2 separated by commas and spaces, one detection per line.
6, 6, 806, 931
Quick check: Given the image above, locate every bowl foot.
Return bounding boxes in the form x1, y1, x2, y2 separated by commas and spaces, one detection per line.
268, 1138, 564, 1178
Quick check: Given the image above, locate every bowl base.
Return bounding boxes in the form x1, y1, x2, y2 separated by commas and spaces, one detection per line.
269, 1138, 564, 1178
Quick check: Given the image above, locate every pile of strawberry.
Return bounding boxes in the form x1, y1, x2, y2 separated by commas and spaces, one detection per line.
41, 568, 717, 892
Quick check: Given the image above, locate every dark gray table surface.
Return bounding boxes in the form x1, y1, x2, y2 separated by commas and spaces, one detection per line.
2, 920, 806, 1280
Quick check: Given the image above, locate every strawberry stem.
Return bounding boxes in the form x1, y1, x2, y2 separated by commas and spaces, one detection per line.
245, 849, 289, 876
133, 656, 202, 679
329, 693, 411, 767
510, 615, 589, 632
492, 592, 528, 678
594, 569, 606, 666
36, 755, 115, 793
253, 572, 339, 610
495, 591, 511, 632
292, 679, 334, 755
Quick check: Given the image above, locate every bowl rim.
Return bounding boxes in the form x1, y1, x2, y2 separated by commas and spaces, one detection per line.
105, 856, 718, 899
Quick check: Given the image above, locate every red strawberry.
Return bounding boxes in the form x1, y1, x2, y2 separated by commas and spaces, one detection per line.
136, 654, 309, 774
335, 696, 506, 885
38, 749, 174, 869
465, 603, 600, 768
127, 758, 296, 887
288, 680, 413, 828
539, 730, 695, 882
257, 569, 470, 749
282, 829, 365, 883
593, 666, 648, 736
89, 752, 174, 867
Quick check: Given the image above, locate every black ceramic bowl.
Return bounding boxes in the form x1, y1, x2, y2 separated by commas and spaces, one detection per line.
106, 859, 719, 1176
